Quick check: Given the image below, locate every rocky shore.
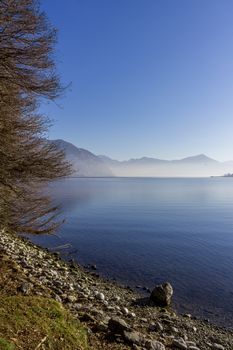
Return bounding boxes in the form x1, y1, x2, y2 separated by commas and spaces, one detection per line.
0, 229, 232, 350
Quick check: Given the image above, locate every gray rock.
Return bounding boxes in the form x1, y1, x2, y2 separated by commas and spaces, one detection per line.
186, 341, 196, 347
145, 339, 166, 350
108, 317, 130, 335
94, 322, 108, 332
149, 322, 163, 332
54, 294, 62, 303
170, 326, 179, 333
123, 330, 143, 345
67, 295, 77, 303
212, 344, 224, 350
172, 338, 187, 349
112, 295, 120, 302
150, 282, 173, 306
19, 282, 32, 295
121, 307, 129, 315
188, 347, 200, 350
96, 292, 105, 301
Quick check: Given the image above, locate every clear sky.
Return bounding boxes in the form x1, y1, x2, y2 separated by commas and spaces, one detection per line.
41, 0, 233, 161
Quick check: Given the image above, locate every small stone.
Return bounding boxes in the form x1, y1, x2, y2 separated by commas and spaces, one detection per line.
108, 317, 130, 335
149, 322, 163, 332
186, 341, 196, 347
91, 308, 104, 317
54, 294, 62, 303
94, 322, 108, 332
96, 292, 105, 301
123, 331, 143, 345
19, 282, 32, 295
122, 307, 129, 315
188, 347, 200, 350
172, 338, 187, 349
145, 339, 166, 350
113, 295, 120, 302
212, 344, 224, 350
132, 345, 140, 350
67, 295, 77, 303
170, 326, 179, 333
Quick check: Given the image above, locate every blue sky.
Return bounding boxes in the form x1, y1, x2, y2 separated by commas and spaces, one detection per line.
41, 0, 233, 161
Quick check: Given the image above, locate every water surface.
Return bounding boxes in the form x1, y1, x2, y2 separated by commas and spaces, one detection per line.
31, 177, 233, 328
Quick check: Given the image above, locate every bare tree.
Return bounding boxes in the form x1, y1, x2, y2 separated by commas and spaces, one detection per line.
0, 0, 71, 234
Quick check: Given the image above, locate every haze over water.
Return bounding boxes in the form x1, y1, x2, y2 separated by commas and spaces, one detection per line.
32, 177, 233, 328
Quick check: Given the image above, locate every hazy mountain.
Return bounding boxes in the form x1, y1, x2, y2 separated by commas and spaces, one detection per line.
51, 139, 113, 177
99, 153, 233, 177
52, 139, 233, 177
175, 154, 217, 164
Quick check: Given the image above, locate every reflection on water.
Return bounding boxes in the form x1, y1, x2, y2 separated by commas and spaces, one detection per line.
31, 177, 233, 328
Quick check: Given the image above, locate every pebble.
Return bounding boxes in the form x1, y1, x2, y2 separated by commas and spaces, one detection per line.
54, 294, 62, 303
145, 339, 166, 350
113, 295, 120, 302
67, 295, 77, 303
149, 322, 163, 332
19, 282, 32, 295
172, 338, 187, 349
212, 344, 224, 350
123, 330, 143, 345
122, 307, 129, 315
96, 292, 105, 301
186, 341, 196, 347
170, 326, 179, 333
108, 317, 130, 335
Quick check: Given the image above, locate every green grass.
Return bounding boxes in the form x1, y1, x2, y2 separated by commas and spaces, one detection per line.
0, 296, 88, 350
0, 339, 14, 350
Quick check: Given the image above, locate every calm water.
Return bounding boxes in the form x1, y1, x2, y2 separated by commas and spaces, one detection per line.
31, 177, 233, 328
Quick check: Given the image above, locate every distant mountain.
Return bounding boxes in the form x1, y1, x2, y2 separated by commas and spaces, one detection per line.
51, 139, 233, 177
176, 154, 218, 164
51, 139, 113, 177
99, 153, 233, 177
99, 153, 218, 166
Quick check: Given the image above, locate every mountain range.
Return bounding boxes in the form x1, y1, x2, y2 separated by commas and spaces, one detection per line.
51, 139, 233, 177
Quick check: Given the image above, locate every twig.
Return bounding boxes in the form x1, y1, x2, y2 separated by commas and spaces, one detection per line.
34, 336, 47, 350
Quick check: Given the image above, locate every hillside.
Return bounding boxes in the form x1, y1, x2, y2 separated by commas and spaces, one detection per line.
51, 139, 113, 177
52, 139, 233, 177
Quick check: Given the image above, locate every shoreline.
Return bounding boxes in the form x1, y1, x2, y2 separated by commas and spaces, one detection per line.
0, 230, 232, 350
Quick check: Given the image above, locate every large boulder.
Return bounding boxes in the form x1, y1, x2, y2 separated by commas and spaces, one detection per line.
150, 282, 173, 306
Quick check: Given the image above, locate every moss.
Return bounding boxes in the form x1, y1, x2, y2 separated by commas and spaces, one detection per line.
0, 338, 15, 350
0, 296, 88, 350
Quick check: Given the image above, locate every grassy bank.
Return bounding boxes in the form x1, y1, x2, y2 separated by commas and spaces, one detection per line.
0, 296, 88, 350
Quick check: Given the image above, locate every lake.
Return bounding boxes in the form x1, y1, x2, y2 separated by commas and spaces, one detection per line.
30, 177, 233, 328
